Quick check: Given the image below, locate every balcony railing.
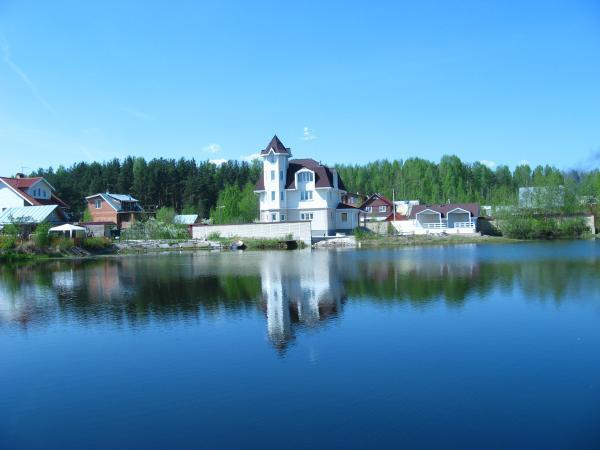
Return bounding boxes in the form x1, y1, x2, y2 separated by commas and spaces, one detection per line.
419, 219, 476, 229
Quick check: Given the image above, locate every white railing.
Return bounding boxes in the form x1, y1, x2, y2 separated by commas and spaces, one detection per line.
419, 219, 476, 230
453, 221, 476, 229
422, 222, 446, 229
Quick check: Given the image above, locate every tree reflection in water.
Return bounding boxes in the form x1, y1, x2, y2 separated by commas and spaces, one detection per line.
1, 243, 599, 349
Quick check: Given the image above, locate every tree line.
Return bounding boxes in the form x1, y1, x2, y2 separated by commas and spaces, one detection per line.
30, 154, 600, 220
336, 155, 600, 206
32, 157, 262, 218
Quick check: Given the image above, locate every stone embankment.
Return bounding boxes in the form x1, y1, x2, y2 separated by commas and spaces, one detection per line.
115, 239, 216, 253
313, 236, 357, 248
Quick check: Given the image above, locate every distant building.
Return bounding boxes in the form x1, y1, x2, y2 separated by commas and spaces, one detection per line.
254, 136, 362, 237
518, 186, 565, 209
408, 203, 479, 232
341, 192, 367, 207
174, 214, 200, 225
0, 205, 67, 235
359, 193, 393, 222
85, 193, 144, 229
0, 174, 69, 214
394, 200, 420, 216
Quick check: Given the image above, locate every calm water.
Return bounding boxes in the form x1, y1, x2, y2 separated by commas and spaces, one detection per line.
1, 241, 600, 449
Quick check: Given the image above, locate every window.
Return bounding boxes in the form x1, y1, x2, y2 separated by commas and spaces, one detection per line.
341, 212, 348, 222
379, 205, 387, 213
300, 191, 313, 201
271, 191, 275, 200
280, 191, 284, 201
300, 212, 314, 221
95, 199, 102, 209
350, 197, 355, 204
280, 214, 286, 221
270, 170, 275, 181
365, 206, 372, 213
298, 172, 314, 182
271, 213, 277, 221
280, 170, 283, 180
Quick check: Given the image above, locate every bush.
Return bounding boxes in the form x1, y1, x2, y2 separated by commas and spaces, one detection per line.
0, 235, 16, 250
156, 207, 176, 224
54, 237, 73, 252
120, 218, 189, 240
82, 237, 111, 250
33, 222, 52, 250
499, 214, 589, 239
207, 231, 221, 240
353, 227, 371, 239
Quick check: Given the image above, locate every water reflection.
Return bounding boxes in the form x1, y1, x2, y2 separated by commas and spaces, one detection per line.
1, 243, 599, 349
260, 252, 345, 349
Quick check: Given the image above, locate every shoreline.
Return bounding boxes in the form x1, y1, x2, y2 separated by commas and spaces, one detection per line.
3, 234, 596, 264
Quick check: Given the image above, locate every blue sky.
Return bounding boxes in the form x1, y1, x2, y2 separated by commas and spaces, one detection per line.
1, 0, 599, 174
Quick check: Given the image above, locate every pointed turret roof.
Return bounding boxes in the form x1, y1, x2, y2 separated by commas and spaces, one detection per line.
260, 135, 291, 155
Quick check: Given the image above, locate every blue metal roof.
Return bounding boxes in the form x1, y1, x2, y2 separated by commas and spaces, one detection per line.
174, 214, 199, 225
0, 205, 59, 224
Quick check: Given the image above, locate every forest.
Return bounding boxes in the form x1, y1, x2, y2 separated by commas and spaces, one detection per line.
31, 154, 600, 221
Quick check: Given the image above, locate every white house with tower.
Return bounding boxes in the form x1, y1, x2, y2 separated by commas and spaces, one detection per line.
254, 136, 362, 237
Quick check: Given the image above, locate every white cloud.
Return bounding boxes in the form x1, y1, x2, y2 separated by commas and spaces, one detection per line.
479, 160, 496, 170
203, 143, 222, 153
1, 38, 54, 114
209, 158, 228, 166
240, 152, 261, 162
301, 127, 317, 141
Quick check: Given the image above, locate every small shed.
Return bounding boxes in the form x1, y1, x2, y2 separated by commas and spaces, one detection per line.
174, 214, 199, 225
49, 224, 87, 239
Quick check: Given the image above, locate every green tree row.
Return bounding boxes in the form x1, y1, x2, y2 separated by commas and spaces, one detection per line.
32, 157, 262, 218
336, 156, 600, 206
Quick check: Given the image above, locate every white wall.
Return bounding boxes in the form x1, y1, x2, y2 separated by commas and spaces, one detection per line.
191, 221, 312, 245
0, 185, 26, 210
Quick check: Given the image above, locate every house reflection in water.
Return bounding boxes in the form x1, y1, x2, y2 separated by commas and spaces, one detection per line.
260, 251, 346, 349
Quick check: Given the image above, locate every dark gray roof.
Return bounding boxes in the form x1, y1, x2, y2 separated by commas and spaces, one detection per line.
409, 203, 480, 219
255, 158, 346, 191
259, 135, 290, 155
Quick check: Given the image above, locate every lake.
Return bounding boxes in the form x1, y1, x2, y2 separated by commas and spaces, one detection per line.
1, 241, 599, 449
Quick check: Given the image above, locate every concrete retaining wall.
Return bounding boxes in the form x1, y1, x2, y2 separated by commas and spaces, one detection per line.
191, 221, 312, 245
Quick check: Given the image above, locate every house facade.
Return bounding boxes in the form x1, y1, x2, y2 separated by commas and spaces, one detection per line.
254, 136, 361, 237
359, 193, 393, 222
84, 193, 144, 229
0, 174, 69, 214
408, 203, 479, 233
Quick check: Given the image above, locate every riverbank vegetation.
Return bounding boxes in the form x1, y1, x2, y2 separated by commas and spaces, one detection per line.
0, 223, 113, 261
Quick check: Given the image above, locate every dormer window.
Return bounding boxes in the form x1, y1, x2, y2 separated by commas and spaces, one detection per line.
298, 172, 313, 183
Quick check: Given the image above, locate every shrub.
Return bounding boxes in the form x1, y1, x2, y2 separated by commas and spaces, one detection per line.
33, 222, 52, 250
54, 237, 73, 252
82, 237, 111, 250
156, 207, 176, 224
207, 231, 221, 240
0, 235, 16, 250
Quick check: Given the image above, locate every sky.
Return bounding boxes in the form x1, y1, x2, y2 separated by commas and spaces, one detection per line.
1, 0, 599, 175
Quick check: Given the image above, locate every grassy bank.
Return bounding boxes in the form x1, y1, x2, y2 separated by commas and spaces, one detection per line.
211, 236, 306, 250
355, 233, 520, 248
0, 235, 114, 261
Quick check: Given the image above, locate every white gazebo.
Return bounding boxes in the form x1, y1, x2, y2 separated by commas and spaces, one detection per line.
49, 224, 87, 239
